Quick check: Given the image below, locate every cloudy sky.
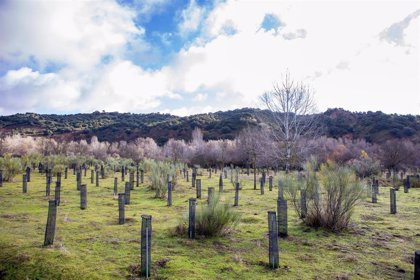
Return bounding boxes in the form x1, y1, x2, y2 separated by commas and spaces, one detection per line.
0, 0, 419, 116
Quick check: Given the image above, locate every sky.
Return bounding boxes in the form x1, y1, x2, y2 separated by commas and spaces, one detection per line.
0, 0, 419, 116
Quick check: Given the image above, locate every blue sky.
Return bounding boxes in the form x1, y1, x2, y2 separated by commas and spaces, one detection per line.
118, 0, 205, 69
0, 0, 419, 116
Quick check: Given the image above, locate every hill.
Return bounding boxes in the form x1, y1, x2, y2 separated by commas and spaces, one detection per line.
0, 108, 418, 145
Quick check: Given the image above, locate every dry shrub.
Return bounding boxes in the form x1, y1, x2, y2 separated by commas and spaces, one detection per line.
175, 195, 240, 237
305, 161, 363, 232
283, 160, 363, 232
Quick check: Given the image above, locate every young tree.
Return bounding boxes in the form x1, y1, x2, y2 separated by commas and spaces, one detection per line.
164, 139, 187, 163
237, 124, 273, 188
2, 134, 40, 155
189, 128, 208, 166
261, 73, 317, 172
215, 139, 233, 169
89, 136, 109, 160
380, 139, 415, 172
134, 137, 161, 160
67, 139, 89, 156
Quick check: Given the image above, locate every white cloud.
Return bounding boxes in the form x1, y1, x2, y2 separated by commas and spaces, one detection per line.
193, 93, 208, 102
0, 0, 142, 71
282, 29, 307, 40
313, 40, 419, 114
162, 105, 215, 117
168, 0, 420, 114
87, 60, 171, 112
0, 0, 176, 114
135, 0, 171, 17
0, 0, 419, 116
178, 0, 205, 35
0, 60, 177, 114
380, 9, 420, 46
0, 67, 81, 114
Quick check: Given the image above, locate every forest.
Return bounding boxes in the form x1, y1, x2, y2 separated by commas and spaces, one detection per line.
0, 108, 418, 145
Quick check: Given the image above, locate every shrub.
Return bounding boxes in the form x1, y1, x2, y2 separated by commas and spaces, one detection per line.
94, 160, 114, 178
350, 150, 380, 178
196, 195, 240, 236
280, 159, 320, 219
409, 176, 420, 188
146, 160, 178, 198
118, 158, 134, 170
230, 167, 241, 188
280, 172, 300, 216
43, 155, 69, 173
0, 155, 22, 182
175, 195, 240, 237
306, 161, 363, 232
52, 164, 65, 174
282, 160, 363, 232
173, 218, 188, 237
103, 164, 115, 178
170, 162, 183, 190
149, 162, 167, 198
64, 155, 88, 170
20, 153, 42, 169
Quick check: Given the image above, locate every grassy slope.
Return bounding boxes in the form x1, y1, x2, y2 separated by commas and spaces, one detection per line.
0, 170, 418, 280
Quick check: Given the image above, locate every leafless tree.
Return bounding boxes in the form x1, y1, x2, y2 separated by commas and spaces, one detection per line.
238, 124, 274, 188
163, 139, 187, 163
88, 136, 109, 160
261, 72, 317, 172
380, 139, 415, 172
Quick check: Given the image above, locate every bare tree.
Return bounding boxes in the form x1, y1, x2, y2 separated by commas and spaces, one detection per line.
89, 136, 109, 160
380, 139, 415, 172
237, 124, 273, 188
261, 73, 317, 172
164, 139, 187, 163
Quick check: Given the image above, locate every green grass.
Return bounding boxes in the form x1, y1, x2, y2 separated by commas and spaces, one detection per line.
0, 170, 418, 279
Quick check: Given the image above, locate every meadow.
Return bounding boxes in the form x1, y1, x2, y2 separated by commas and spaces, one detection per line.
0, 168, 418, 280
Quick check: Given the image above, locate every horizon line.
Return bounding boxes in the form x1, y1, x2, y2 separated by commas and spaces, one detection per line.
1, 107, 419, 118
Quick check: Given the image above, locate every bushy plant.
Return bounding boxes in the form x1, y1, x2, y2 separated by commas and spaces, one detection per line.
20, 153, 42, 169
279, 160, 320, 220
196, 195, 240, 236
282, 160, 363, 232
92, 160, 115, 178
230, 166, 241, 188
147, 160, 176, 198
42, 155, 69, 173
306, 161, 363, 232
103, 164, 115, 178
105, 157, 119, 171
303, 160, 321, 219
280, 172, 300, 215
119, 158, 134, 169
170, 161, 183, 189
0, 154, 22, 181
350, 150, 380, 178
52, 164, 65, 174
305, 155, 320, 172
66, 155, 86, 169
175, 195, 240, 237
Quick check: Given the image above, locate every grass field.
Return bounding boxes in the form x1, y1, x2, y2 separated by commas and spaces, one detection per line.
0, 170, 418, 279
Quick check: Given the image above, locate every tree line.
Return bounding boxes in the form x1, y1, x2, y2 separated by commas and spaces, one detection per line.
0, 108, 417, 145
0, 127, 418, 174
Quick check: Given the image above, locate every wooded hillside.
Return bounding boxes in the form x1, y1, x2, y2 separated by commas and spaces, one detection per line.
0, 108, 418, 145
